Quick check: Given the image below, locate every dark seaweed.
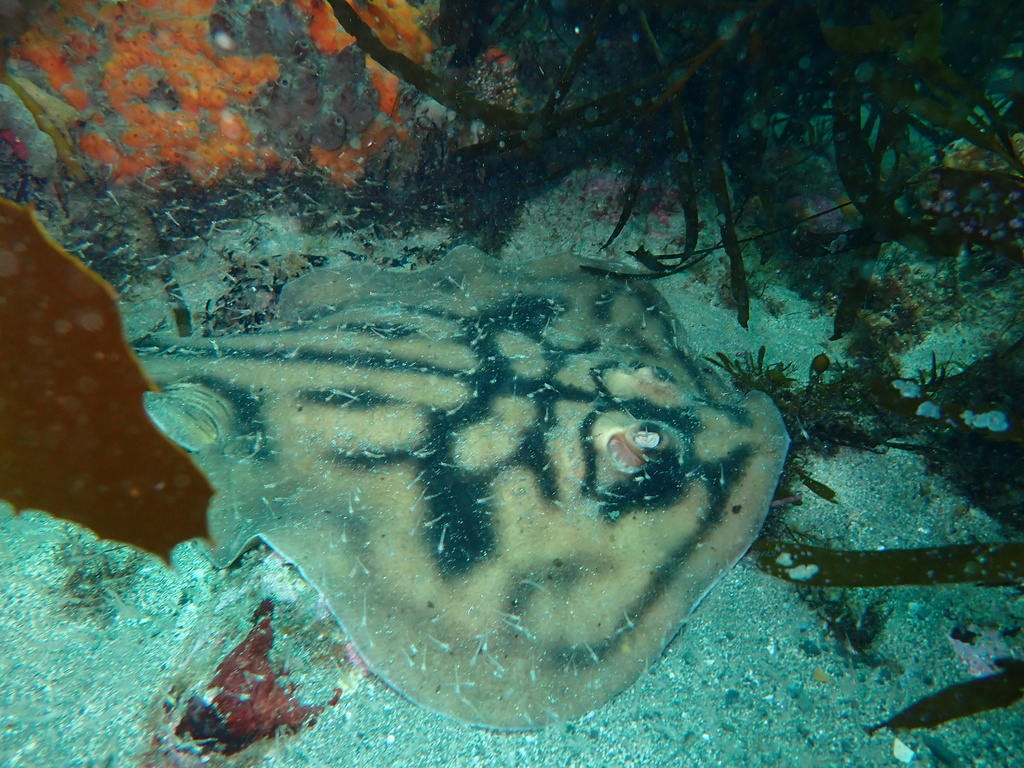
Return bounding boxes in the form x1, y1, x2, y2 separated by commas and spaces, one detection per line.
750, 540, 1024, 588
329, 0, 1024, 332
866, 658, 1024, 734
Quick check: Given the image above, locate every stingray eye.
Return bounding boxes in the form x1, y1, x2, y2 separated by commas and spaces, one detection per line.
631, 421, 670, 459
600, 419, 674, 475
633, 429, 660, 450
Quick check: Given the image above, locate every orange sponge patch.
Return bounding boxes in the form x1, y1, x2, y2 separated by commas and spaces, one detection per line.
15, 37, 77, 91
356, 0, 435, 64
61, 86, 91, 112
369, 61, 401, 119
10, 0, 432, 186
303, 0, 358, 55
79, 132, 121, 169
93, 1, 280, 183
311, 119, 394, 186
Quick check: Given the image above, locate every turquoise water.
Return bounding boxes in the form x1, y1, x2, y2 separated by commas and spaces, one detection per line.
1, 1, 1022, 765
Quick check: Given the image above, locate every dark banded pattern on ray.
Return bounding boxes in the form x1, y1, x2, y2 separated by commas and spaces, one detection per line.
141, 246, 788, 729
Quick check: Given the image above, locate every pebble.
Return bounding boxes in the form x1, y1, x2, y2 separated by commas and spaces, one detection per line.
893, 737, 915, 763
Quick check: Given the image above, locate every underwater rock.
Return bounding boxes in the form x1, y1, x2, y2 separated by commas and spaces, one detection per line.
141, 246, 790, 729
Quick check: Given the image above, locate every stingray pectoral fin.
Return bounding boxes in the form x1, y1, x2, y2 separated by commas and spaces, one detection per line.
695, 390, 790, 470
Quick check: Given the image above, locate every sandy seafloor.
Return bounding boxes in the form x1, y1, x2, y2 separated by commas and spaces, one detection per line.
2, 168, 1023, 768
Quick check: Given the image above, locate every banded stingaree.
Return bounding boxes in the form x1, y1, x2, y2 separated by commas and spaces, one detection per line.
141, 245, 789, 729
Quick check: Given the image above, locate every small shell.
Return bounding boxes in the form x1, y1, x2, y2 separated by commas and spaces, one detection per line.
144, 382, 233, 452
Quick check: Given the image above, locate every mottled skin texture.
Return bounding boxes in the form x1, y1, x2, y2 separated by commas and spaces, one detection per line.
143, 247, 789, 728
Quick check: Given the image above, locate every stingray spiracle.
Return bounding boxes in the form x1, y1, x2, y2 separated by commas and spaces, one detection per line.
603, 422, 669, 474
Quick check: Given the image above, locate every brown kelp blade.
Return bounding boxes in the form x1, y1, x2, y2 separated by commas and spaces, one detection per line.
754, 539, 1024, 730
752, 539, 1024, 587
866, 658, 1024, 734
0, 198, 212, 562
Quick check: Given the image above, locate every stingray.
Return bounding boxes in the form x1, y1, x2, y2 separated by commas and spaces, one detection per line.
141, 246, 790, 729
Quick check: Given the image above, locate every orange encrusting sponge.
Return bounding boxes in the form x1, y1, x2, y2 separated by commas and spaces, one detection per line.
355, 0, 434, 64
284, 0, 433, 62
304, 0, 358, 55
9, 0, 433, 186
84, 0, 281, 183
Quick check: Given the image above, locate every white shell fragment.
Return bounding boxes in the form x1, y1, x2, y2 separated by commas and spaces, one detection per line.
141, 246, 790, 729
893, 737, 916, 763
